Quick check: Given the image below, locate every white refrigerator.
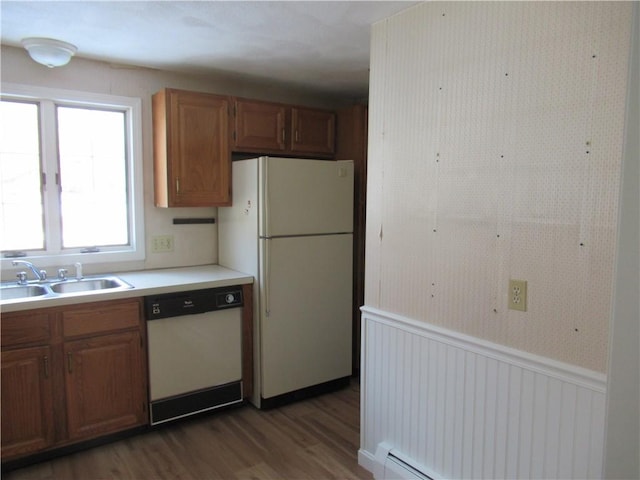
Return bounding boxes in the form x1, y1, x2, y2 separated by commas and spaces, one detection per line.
218, 156, 353, 408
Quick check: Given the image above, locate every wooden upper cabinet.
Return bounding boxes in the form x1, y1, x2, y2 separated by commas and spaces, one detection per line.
231, 97, 336, 158
153, 88, 231, 207
232, 98, 287, 153
290, 107, 336, 156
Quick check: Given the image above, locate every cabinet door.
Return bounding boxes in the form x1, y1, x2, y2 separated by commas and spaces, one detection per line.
233, 98, 287, 153
154, 89, 231, 207
1, 346, 55, 458
290, 107, 336, 156
64, 331, 146, 441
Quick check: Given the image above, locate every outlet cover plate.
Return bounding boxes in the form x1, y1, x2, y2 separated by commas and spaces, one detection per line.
151, 235, 174, 253
508, 279, 527, 312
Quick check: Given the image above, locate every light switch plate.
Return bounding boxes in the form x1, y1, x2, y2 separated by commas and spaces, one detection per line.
508, 279, 527, 312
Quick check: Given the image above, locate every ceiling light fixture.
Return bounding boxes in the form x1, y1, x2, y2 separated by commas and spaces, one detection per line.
21, 37, 77, 68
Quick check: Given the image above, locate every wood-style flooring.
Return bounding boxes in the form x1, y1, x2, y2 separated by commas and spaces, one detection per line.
4, 381, 372, 480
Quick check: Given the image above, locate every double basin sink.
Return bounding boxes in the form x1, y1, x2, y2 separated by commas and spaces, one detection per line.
0, 276, 133, 301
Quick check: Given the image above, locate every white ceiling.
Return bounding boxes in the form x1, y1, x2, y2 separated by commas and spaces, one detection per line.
1, 1, 416, 98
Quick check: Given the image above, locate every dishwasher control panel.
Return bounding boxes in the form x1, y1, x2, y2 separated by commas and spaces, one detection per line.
144, 285, 244, 320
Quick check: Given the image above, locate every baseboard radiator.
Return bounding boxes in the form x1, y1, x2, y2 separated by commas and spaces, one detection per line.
375, 442, 438, 480
358, 306, 607, 480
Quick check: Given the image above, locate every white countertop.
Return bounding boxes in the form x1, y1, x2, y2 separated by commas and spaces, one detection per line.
0, 265, 253, 313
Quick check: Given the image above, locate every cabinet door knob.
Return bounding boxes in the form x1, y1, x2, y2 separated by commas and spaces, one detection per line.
176, 177, 180, 194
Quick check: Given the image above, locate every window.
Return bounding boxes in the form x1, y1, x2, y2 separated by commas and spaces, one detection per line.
0, 84, 144, 268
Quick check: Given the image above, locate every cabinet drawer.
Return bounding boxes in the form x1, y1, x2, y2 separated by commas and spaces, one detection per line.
1, 313, 51, 347
63, 301, 140, 338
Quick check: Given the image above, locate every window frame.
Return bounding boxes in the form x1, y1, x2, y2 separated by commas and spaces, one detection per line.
1, 83, 145, 268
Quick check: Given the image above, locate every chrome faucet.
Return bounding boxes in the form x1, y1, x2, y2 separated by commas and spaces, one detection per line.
12, 260, 47, 283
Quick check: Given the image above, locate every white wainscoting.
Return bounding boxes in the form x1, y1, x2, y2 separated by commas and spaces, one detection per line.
359, 307, 607, 480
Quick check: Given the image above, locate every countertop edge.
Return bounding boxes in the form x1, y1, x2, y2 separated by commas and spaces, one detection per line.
0, 265, 254, 313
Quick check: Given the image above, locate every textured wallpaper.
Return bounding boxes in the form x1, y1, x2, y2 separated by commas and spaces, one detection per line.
365, 1, 633, 372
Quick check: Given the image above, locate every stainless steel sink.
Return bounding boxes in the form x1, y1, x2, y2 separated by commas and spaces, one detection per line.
50, 276, 132, 294
0, 275, 133, 301
0, 284, 48, 300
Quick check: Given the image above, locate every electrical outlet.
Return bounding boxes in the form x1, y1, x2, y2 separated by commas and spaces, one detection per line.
151, 235, 174, 253
508, 279, 527, 312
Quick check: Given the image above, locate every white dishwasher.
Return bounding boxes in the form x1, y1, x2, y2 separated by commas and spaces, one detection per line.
144, 286, 243, 425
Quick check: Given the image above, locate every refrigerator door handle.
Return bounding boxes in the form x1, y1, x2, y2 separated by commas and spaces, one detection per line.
264, 238, 270, 317
260, 157, 269, 238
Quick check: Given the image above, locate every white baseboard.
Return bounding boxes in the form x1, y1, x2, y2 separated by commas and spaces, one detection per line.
359, 449, 378, 476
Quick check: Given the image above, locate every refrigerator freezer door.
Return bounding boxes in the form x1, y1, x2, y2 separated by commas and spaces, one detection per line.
259, 157, 354, 237
259, 233, 353, 400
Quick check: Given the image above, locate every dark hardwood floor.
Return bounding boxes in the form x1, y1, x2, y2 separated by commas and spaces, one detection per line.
4, 381, 372, 480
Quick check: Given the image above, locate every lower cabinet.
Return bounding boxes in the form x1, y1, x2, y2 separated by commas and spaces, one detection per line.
1, 299, 147, 462
64, 331, 146, 441
1, 346, 55, 459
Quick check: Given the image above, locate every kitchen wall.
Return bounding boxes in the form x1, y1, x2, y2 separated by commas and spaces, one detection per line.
1, 45, 343, 278
360, 2, 634, 478
364, 1, 632, 373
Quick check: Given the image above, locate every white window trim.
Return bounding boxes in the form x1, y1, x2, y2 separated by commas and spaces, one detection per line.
1, 83, 145, 269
